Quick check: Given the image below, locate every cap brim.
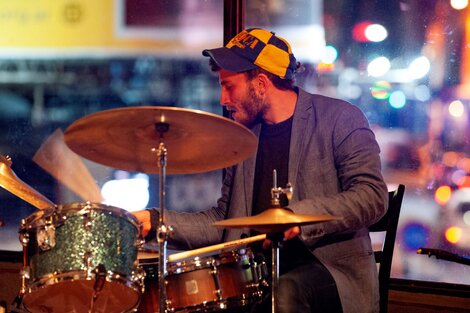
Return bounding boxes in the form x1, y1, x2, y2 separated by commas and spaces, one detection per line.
203, 48, 258, 73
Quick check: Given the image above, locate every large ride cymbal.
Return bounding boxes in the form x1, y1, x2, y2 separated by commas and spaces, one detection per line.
213, 208, 339, 233
64, 106, 257, 174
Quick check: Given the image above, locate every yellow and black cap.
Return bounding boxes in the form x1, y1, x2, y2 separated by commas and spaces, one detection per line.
203, 28, 297, 79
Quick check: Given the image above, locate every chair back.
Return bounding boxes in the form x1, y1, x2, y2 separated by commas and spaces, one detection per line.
369, 184, 405, 313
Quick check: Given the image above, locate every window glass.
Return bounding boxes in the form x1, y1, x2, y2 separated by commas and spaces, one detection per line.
247, 0, 470, 284
1, 0, 470, 287
0, 0, 223, 251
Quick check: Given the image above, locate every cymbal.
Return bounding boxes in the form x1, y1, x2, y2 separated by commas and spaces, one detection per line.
213, 208, 339, 233
0, 155, 55, 210
64, 106, 257, 174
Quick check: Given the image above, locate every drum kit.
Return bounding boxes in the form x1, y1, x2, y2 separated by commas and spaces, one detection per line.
0, 106, 338, 313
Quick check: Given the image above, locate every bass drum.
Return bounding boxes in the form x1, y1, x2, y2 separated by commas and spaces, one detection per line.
19, 202, 144, 313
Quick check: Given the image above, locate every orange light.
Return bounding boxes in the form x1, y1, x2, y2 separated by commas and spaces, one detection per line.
316, 62, 335, 73
445, 226, 463, 244
434, 185, 452, 205
458, 176, 470, 188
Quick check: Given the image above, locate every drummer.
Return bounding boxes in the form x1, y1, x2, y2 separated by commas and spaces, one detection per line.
134, 28, 388, 313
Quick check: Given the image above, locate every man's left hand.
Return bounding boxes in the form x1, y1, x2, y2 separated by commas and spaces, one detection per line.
262, 226, 301, 249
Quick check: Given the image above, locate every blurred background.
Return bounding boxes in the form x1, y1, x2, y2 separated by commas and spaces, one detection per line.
0, 0, 469, 289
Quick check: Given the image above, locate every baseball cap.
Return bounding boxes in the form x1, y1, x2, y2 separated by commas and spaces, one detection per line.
202, 28, 297, 79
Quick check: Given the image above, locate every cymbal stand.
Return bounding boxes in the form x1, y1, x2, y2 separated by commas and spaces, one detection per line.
155, 122, 171, 313
269, 170, 293, 313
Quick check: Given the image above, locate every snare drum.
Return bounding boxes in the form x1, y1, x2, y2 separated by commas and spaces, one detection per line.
19, 202, 144, 313
165, 248, 263, 312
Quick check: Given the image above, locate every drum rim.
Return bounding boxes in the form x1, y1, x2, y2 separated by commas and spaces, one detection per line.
22, 270, 143, 312
167, 248, 252, 274
20, 202, 141, 230
23, 268, 144, 295
167, 291, 264, 313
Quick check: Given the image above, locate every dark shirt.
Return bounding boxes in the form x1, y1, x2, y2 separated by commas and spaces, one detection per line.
251, 116, 314, 274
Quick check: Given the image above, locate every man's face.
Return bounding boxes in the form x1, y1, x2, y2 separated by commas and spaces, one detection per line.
218, 69, 267, 128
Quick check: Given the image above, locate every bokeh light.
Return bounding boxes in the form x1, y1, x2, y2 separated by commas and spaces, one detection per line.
322, 45, 338, 64
445, 226, 463, 244
352, 21, 372, 42
365, 24, 388, 42
464, 211, 470, 226
367, 56, 391, 77
458, 176, 470, 188
414, 84, 431, 101
408, 56, 430, 79
389, 90, 406, 109
402, 222, 430, 251
435, 185, 452, 205
450, 0, 468, 10
370, 81, 391, 99
448, 100, 465, 117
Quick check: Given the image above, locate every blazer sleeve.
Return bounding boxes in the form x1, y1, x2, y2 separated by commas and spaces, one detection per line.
149, 166, 235, 250
288, 101, 388, 246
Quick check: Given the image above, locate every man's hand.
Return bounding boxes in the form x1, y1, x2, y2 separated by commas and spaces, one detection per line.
132, 210, 151, 237
262, 226, 301, 249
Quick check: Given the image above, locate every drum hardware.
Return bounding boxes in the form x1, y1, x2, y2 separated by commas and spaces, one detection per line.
90, 264, 107, 312
19, 203, 144, 313
214, 170, 339, 313
155, 122, 171, 313
137, 235, 269, 313
64, 106, 257, 312
36, 223, 56, 251
164, 248, 264, 312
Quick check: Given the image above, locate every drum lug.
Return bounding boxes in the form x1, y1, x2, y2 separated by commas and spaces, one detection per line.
83, 213, 93, 230
83, 251, 94, 273
19, 229, 29, 246
131, 267, 146, 293
135, 237, 145, 248
20, 266, 31, 295
37, 224, 56, 251
21, 266, 31, 280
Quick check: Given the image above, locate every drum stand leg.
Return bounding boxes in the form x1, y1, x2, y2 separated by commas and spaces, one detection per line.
155, 124, 171, 313
271, 239, 281, 313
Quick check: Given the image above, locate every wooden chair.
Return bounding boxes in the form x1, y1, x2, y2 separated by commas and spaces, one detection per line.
369, 184, 406, 313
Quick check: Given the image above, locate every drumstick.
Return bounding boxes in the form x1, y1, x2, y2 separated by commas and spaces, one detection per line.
33, 129, 103, 203
0, 155, 55, 210
168, 234, 267, 262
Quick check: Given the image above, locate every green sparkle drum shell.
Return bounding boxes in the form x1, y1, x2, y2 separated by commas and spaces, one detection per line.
20, 202, 144, 313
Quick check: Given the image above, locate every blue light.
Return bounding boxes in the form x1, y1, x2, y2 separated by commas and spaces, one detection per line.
322, 45, 338, 64
389, 90, 406, 109
402, 222, 430, 251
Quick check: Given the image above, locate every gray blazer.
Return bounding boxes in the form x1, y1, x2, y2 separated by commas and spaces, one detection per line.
163, 88, 388, 313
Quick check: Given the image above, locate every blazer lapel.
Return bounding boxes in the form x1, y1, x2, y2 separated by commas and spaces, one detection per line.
289, 89, 313, 203
242, 123, 261, 216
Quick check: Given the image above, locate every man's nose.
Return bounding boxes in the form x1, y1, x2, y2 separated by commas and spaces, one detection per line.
220, 90, 229, 106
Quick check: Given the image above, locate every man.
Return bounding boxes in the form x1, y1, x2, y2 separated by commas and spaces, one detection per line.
135, 28, 388, 313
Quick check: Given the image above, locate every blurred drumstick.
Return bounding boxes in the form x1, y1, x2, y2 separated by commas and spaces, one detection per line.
168, 234, 267, 262
0, 155, 55, 210
33, 129, 103, 203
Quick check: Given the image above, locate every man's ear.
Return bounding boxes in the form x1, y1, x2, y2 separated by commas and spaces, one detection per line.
255, 73, 270, 95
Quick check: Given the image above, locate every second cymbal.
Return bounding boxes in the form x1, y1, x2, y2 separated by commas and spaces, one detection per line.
213, 208, 339, 233
64, 106, 257, 174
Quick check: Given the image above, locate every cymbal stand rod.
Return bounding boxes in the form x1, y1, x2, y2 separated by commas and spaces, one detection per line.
271, 240, 280, 313
156, 122, 170, 313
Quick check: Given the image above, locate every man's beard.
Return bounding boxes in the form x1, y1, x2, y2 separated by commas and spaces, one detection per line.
237, 84, 267, 128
